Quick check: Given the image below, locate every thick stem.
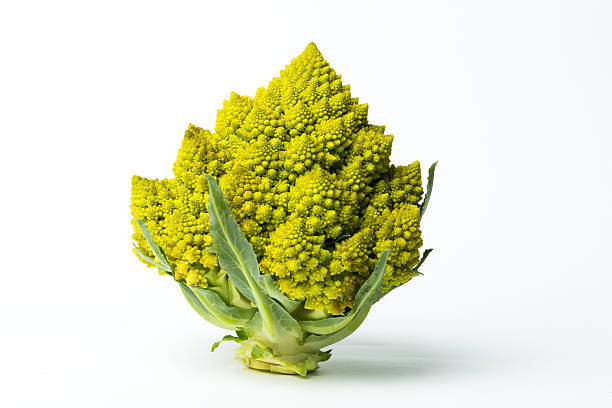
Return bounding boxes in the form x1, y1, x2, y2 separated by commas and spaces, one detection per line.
235, 340, 331, 376
243, 357, 303, 375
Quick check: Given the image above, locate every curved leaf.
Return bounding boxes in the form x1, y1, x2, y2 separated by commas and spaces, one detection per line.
211, 332, 247, 352
413, 248, 433, 275
204, 174, 261, 303
242, 300, 303, 343
191, 285, 255, 327
419, 161, 437, 221
303, 304, 372, 352
205, 269, 254, 309
298, 249, 390, 335
134, 219, 173, 273
180, 284, 228, 329
259, 274, 302, 314
132, 245, 171, 274
376, 248, 434, 302
204, 174, 302, 341
180, 283, 254, 330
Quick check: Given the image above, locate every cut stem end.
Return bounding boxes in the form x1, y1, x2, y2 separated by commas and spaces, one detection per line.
234, 341, 331, 376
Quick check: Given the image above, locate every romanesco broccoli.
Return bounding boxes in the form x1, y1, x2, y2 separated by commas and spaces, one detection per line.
130, 42, 436, 375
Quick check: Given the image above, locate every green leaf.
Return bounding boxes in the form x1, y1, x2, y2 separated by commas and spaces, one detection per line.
191, 284, 255, 327
204, 175, 261, 303
376, 247, 434, 302
420, 161, 437, 221
180, 283, 254, 330
227, 278, 256, 309
243, 302, 303, 343
259, 274, 302, 314
298, 249, 390, 335
132, 244, 172, 274
303, 304, 372, 352
180, 284, 226, 328
235, 328, 248, 339
201, 269, 254, 309
204, 174, 302, 341
134, 219, 173, 273
211, 334, 245, 352
413, 248, 433, 275
250, 344, 272, 360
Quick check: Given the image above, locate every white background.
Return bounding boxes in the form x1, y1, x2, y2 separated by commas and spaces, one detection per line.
1, 0, 610, 406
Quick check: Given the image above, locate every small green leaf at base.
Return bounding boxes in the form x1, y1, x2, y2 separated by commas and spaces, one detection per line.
319, 349, 332, 362
211, 333, 247, 352
250, 344, 271, 359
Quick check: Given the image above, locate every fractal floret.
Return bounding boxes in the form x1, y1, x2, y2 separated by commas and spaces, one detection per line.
130, 43, 437, 376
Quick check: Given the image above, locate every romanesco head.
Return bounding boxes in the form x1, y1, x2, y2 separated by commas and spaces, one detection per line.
131, 43, 425, 315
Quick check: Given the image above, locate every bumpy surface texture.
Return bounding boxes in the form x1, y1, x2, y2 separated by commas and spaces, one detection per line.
131, 43, 424, 314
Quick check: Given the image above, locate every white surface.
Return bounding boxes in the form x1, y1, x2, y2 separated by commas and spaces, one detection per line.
1, 0, 610, 406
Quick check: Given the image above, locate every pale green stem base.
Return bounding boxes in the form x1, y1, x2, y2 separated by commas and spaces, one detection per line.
235, 341, 331, 376
241, 356, 304, 375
